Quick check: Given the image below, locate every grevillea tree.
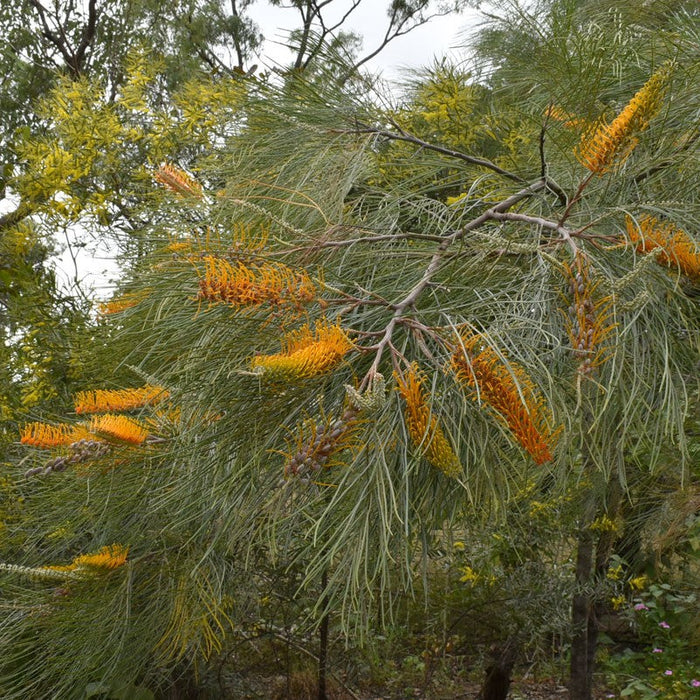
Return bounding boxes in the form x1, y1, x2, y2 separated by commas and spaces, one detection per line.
1, 2, 699, 699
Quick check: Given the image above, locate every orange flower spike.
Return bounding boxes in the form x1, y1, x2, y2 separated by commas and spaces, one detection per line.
251, 321, 353, 381
74, 385, 169, 414
20, 422, 92, 449
197, 256, 316, 310
154, 163, 203, 199
576, 64, 671, 174
89, 415, 149, 445
451, 335, 557, 465
396, 365, 460, 478
562, 254, 615, 374
626, 215, 700, 281
71, 544, 129, 571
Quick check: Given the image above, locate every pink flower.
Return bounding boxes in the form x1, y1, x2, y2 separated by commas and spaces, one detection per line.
634, 603, 648, 611
691, 680, 700, 688
664, 670, 673, 676
652, 648, 663, 653
658, 621, 670, 629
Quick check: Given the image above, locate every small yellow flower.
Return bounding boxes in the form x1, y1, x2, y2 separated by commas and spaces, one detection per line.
590, 514, 619, 533
629, 575, 648, 591
607, 564, 623, 581
611, 595, 626, 610
459, 566, 480, 584
453, 541, 465, 551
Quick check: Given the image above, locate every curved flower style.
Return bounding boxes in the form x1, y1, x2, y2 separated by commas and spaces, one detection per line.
251, 320, 352, 381
396, 364, 460, 478
451, 334, 558, 465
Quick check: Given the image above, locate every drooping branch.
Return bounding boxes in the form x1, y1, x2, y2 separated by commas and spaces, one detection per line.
335, 122, 527, 183
360, 180, 547, 385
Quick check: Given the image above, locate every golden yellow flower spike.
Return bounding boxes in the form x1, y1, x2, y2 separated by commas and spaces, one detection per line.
20, 422, 92, 449
74, 385, 169, 414
576, 63, 671, 174
396, 364, 460, 478
45, 544, 129, 574
251, 321, 352, 381
562, 254, 615, 375
89, 414, 149, 444
451, 334, 558, 465
197, 256, 316, 310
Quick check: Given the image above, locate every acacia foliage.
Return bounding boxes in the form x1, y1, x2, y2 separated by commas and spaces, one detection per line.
1, 1, 699, 697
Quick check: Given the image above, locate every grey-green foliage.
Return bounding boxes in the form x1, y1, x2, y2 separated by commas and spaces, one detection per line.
1, 2, 699, 697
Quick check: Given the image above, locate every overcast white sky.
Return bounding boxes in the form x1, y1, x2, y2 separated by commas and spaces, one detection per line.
25, 3, 484, 298
247, 2, 482, 80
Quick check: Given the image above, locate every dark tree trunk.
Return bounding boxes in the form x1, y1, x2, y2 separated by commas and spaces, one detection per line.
570, 525, 595, 700
317, 567, 329, 700
480, 639, 518, 700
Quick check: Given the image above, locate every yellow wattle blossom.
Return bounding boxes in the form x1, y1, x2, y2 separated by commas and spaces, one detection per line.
451, 333, 558, 465
626, 214, 700, 281
197, 255, 316, 310
562, 253, 615, 375
154, 163, 203, 199
45, 544, 129, 574
251, 321, 352, 381
89, 414, 149, 444
20, 422, 92, 449
396, 364, 460, 478
590, 514, 619, 533
576, 63, 671, 174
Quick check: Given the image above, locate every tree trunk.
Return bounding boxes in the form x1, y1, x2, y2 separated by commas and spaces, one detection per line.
317, 567, 329, 700
569, 524, 595, 700
480, 639, 518, 700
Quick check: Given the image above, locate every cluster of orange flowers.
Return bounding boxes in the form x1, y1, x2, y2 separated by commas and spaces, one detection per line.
198, 255, 316, 310
626, 215, 700, 281
451, 334, 558, 465
576, 63, 670, 174
97, 292, 144, 315
20, 422, 93, 449
251, 320, 352, 380
396, 365, 460, 478
562, 254, 614, 374
154, 163, 203, 199
74, 385, 169, 414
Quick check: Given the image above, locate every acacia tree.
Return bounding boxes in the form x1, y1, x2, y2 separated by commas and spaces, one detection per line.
1, 2, 699, 699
